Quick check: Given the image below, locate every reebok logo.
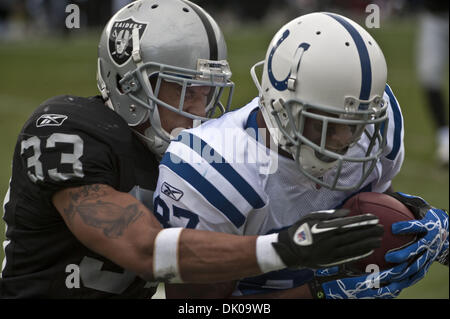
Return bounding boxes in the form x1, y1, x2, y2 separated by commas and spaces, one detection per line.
161, 182, 184, 201
36, 114, 68, 127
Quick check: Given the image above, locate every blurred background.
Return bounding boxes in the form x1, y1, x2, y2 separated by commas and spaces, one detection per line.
0, 0, 448, 299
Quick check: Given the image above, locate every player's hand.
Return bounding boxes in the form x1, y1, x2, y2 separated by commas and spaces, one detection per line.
386, 192, 449, 274
309, 264, 420, 299
272, 209, 383, 269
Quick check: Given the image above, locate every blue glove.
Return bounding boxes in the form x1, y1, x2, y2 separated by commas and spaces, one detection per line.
385, 192, 449, 282
309, 264, 422, 299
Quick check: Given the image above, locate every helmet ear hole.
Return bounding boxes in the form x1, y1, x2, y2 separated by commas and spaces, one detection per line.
116, 74, 124, 94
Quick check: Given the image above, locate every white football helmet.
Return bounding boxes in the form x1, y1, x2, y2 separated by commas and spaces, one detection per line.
97, 0, 234, 157
251, 12, 389, 191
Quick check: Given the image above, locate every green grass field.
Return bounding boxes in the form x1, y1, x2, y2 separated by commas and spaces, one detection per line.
0, 15, 448, 299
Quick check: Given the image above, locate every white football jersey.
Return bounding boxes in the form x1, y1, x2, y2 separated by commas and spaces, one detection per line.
152, 84, 404, 295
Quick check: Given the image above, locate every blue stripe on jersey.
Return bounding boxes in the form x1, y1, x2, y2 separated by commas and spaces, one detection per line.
244, 107, 265, 146
385, 84, 402, 160
173, 131, 265, 209
161, 152, 246, 228
244, 107, 260, 134
325, 13, 372, 110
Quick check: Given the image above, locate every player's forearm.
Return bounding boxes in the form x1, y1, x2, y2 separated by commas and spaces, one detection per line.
177, 229, 262, 282
53, 184, 278, 284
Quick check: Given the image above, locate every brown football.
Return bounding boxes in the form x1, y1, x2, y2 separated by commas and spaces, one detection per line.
342, 192, 417, 272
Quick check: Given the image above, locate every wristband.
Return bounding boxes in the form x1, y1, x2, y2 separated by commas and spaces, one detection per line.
256, 233, 286, 273
153, 227, 184, 283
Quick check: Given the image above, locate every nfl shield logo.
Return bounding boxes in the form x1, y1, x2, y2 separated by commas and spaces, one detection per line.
297, 230, 306, 242
293, 223, 312, 246
108, 18, 147, 65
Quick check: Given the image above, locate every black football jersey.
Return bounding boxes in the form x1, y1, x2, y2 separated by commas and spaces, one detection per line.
1, 95, 159, 298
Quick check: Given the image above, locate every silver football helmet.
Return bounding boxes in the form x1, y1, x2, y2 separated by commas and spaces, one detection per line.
97, 0, 234, 157
251, 12, 389, 191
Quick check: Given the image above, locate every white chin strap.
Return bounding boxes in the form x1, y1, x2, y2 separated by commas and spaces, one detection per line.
297, 144, 338, 177
134, 126, 170, 160
134, 111, 203, 160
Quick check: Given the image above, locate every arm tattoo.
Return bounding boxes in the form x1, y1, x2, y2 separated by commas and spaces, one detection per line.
63, 185, 143, 238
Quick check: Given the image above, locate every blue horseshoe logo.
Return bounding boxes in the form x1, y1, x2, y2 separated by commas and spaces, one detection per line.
267, 29, 310, 91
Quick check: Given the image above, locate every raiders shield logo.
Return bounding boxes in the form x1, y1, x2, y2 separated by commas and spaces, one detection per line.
108, 18, 147, 65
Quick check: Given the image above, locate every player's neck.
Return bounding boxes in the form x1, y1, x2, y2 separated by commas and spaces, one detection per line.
256, 109, 292, 159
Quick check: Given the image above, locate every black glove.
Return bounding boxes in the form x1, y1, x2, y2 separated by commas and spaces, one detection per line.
386, 191, 431, 219
273, 209, 384, 269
